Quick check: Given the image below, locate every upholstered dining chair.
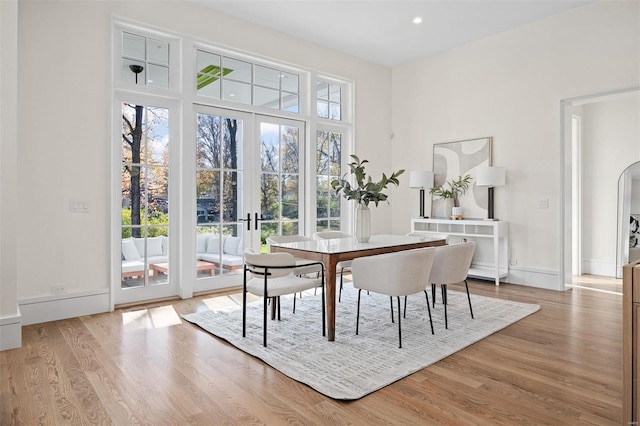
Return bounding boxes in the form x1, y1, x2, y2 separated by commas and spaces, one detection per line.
266, 234, 325, 306
266, 235, 324, 276
427, 241, 476, 329
312, 231, 353, 302
243, 249, 325, 347
351, 248, 436, 348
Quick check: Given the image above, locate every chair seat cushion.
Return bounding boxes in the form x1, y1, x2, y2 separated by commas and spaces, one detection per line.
247, 275, 322, 297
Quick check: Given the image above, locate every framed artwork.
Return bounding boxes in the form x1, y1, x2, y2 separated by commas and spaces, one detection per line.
432, 136, 492, 219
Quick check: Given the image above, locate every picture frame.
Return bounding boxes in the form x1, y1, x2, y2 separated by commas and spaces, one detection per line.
432, 136, 493, 219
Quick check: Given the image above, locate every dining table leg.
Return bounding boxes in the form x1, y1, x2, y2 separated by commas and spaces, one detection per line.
323, 254, 338, 341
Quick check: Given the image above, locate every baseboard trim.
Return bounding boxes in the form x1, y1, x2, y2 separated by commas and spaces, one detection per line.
0, 309, 22, 350
581, 258, 616, 278
504, 265, 562, 290
19, 288, 110, 326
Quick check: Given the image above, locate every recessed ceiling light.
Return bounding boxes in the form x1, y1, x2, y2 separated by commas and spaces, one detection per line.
413, 16, 422, 25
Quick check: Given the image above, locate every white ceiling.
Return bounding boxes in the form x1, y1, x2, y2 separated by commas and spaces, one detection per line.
195, 0, 599, 67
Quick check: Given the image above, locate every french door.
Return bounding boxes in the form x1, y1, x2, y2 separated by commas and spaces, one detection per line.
193, 107, 306, 292
114, 102, 307, 302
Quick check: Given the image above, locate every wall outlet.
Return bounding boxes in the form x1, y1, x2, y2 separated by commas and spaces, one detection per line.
538, 199, 549, 209
69, 200, 90, 213
51, 285, 66, 294
510, 258, 518, 266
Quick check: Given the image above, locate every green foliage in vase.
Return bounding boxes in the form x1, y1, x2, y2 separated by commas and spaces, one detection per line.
429, 174, 473, 200
331, 155, 405, 207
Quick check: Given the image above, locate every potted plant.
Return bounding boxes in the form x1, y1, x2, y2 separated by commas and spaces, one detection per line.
331, 155, 404, 242
429, 174, 473, 219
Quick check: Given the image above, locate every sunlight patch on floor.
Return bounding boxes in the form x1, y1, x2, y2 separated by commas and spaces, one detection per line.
122, 305, 182, 329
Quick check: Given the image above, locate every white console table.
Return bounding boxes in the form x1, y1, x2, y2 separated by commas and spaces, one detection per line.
411, 218, 509, 285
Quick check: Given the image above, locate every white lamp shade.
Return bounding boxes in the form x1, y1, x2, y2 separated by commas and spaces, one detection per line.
409, 170, 434, 189
476, 166, 506, 187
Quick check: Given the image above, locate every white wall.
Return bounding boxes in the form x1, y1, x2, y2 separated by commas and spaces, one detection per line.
12, 1, 391, 323
580, 95, 640, 276
391, 1, 640, 288
0, 0, 21, 350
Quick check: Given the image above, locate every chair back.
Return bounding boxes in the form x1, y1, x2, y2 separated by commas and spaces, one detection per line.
429, 241, 476, 285
313, 231, 353, 240
351, 248, 435, 297
243, 248, 296, 279
266, 235, 313, 245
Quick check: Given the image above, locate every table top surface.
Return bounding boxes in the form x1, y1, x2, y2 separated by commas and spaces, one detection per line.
269, 234, 445, 254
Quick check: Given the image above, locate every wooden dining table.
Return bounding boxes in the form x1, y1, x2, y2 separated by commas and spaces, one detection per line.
269, 234, 447, 341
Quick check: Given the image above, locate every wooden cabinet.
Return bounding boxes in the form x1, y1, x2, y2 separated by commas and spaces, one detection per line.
411, 218, 508, 285
623, 260, 640, 424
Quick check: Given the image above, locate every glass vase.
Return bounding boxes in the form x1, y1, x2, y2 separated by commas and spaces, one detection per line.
355, 204, 371, 243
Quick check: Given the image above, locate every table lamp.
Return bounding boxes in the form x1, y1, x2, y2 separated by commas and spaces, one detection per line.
476, 166, 506, 220
409, 170, 434, 218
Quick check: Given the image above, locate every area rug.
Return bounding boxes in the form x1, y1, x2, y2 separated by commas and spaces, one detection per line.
183, 286, 540, 400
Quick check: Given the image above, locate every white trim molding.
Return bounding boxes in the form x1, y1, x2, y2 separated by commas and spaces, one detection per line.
19, 289, 110, 326
581, 258, 616, 278
0, 308, 22, 351
506, 265, 562, 291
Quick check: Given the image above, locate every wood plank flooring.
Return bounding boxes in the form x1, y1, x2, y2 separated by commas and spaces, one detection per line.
1, 276, 623, 425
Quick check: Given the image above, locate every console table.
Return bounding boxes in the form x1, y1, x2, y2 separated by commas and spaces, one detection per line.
411, 218, 509, 285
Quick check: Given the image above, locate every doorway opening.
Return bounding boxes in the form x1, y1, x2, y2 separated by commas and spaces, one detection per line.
561, 86, 640, 292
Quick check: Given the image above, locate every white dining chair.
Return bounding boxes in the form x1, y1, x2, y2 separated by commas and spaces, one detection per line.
351, 248, 436, 348
312, 231, 353, 302
243, 249, 325, 347
427, 241, 476, 329
266, 234, 325, 306
266, 235, 324, 276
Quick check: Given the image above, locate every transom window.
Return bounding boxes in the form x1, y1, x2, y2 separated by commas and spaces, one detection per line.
317, 80, 342, 120
196, 50, 300, 112
121, 32, 170, 89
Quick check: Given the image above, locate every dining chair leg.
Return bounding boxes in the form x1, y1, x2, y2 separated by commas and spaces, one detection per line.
242, 267, 248, 338
465, 279, 474, 319
263, 294, 268, 347
321, 270, 326, 337
396, 296, 402, 348
277, 296, 281, 321
432, 283, 436, 308
339, 267, 344, 302
293, 292, 297, 314
423, 290, 434, 335
390, 297, 395, 323
356, 289, 362, 335
403, 295, 408, 318
441, 284, 448, 329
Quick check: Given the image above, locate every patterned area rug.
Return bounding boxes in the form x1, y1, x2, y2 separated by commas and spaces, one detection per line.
183, 286, 539, 400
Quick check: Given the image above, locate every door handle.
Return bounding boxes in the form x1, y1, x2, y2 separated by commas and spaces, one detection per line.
254, 212, 264, 230
241, 213, 252, 231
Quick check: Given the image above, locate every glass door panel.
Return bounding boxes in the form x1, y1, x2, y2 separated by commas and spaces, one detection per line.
116, 99, 178, 306
258, 117, 305, 246
196, 111, 246, 279
120, 103, 170, 289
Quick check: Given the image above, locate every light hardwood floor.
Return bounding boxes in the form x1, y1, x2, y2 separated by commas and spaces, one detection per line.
1, 276, 623, 425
